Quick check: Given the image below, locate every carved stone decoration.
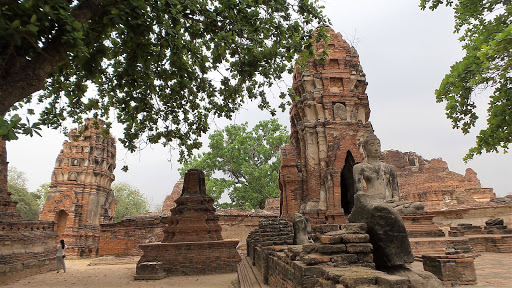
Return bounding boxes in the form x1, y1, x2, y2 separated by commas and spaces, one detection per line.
67, 172, 77, 181
333, 103, 347, 121
280, 27, 374, 225
39, 118, 116, 257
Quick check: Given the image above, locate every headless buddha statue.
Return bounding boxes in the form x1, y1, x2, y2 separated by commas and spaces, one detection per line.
353, 133, 399, 202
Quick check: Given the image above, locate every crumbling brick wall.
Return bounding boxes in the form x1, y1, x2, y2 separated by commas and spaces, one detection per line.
382, 150, 496, 211
0, 140, 59, 284
0, 220, 57, 284
99, 214, 164, 256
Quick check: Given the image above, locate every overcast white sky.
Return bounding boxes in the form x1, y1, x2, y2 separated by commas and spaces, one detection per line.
6, 0, 511, 209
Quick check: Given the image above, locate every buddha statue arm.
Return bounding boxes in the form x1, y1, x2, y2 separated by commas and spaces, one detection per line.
353, 165, 365, 194
389, 167, 400, 201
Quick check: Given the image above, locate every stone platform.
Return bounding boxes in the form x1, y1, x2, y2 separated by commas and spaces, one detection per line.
138, 240, 240, 275
410, 234, 512, 260
402, 215, 445, 238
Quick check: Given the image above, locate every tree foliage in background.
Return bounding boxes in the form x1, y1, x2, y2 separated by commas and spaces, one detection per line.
181, 119, 289, 209
112, 182, 149, 222
0, 0, 329, 161
420, 0, 512, 161
34, 183, 50, 211
7, 167, 40, 220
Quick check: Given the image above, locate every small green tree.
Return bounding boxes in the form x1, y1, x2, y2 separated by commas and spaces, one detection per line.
7, 167, 40, 220
34, 183, 50, 211
420, 0, 512, 161
112, 182, 150, 222
181, 119, 289, 209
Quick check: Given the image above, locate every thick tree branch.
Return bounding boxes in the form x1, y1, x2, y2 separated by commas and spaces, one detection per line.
0, 0, 105, 116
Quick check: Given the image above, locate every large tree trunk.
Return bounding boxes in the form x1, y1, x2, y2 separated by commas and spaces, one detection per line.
0, 0, 105, 116
0, 139, 8, 200
0, 1, 105, 219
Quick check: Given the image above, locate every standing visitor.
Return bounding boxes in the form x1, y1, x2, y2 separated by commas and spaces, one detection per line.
56, 239, 66, 273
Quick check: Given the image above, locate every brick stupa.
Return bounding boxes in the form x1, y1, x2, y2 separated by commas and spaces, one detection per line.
161, 170, 222, 242
136, 169, 240, 278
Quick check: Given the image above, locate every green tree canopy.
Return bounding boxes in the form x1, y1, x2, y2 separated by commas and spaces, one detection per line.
7, 167, 40, 220
34, 182, 50, 211
0, 0, 329, 160
181, 119, 289, 209
112, 182, 150, 222
420, 0, 512, 161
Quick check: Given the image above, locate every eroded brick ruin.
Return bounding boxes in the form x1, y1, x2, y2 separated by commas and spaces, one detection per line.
382, 150, 496, 210
278, 27, 509, 230
135, 169, 240, 278
0, 140, 57, 283
280, 27, 373, 225
161, 178, 183, 215
40, 118, 116, 257
0, 140, 18, 220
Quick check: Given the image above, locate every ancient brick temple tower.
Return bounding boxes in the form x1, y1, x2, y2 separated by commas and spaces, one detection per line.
136, 169, 240, 278
279, 27, 374, 224
40, 118, 116, 256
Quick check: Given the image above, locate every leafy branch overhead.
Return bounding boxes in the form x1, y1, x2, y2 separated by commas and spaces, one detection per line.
180, 119, 289, 209
0, 0, 329, 159
420, 0, 511, 161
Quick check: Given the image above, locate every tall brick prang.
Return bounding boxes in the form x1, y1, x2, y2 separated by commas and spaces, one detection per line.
40, 118, 116, 257
280, 27, 374, 224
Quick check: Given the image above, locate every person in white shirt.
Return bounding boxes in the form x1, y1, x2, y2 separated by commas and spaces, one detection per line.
56, 239, 67, 273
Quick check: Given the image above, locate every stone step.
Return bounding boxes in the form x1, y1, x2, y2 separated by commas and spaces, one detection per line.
238, 257, 268, 288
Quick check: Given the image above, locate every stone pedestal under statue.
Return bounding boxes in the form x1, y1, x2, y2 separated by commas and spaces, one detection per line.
135, 169, 240, 279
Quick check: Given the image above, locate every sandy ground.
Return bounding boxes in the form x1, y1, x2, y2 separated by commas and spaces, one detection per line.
4, 253, 511, 288
4, 257, 237, 288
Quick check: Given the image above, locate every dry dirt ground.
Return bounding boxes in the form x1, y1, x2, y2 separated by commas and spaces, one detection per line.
4, 253, 511, 288
4, 257, 237, 288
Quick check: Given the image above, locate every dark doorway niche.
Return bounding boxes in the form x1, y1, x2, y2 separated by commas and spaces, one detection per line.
340, 150, 357, 215
55, 209, 68, 235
